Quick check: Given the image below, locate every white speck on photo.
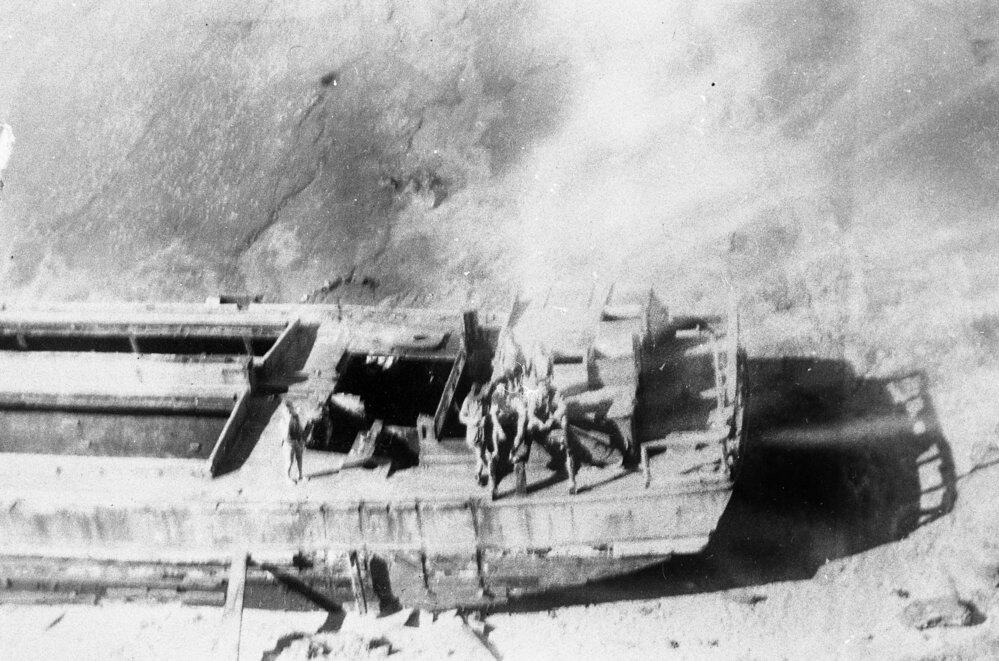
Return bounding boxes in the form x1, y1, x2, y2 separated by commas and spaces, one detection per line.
0, 123, 13, 172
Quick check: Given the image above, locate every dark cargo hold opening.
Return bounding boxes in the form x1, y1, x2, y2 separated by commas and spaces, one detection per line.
325, 353, 469, 449
0, 333, 278, 355
334, 353, 455, 426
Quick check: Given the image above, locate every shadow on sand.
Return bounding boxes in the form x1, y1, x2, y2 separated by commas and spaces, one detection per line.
500, 356, 958, 612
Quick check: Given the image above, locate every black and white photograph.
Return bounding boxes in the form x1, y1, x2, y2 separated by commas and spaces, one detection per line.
0, 0, 998, 658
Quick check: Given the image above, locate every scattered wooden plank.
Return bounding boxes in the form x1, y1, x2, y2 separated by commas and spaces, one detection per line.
212, 549, 247, 661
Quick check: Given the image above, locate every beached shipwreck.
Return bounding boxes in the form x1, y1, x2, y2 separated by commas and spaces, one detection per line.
0, 287, 744, 610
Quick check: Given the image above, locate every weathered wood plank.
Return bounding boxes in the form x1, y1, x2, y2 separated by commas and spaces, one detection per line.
0, 352, 251, 402
212, 549, 247, 660
208, 389, 253, 476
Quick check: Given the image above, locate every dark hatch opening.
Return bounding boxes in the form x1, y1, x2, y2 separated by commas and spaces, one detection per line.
334, 353, 454, 425
327, 352, 469, 449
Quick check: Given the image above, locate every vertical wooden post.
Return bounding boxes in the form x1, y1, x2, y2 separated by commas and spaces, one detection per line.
711, 332, 725, 422
726, 305, 740, 408
212, 548, 247, 661
641, 445, 651, 489
462, 310, 479, 351
349, 550, 369, 615
433, 352, 466, 440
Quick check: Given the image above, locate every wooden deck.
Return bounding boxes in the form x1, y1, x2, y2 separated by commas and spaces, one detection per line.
0, 300, 737, 590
